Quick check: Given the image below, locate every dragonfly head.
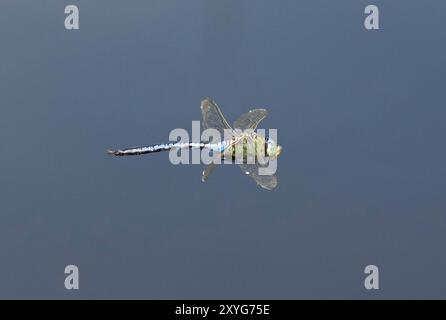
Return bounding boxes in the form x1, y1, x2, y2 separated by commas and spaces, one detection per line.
266, 139, 282, 158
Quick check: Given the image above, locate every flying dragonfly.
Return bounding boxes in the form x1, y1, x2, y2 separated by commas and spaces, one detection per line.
107, 98, 282, 190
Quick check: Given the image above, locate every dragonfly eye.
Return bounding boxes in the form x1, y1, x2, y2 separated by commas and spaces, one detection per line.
266, 139, 277, 157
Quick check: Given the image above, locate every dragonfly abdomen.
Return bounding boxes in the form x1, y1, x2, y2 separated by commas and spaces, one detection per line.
107, 142, 224, 156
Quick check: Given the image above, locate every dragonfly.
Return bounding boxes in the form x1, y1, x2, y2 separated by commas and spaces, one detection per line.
107, 98, 282, 190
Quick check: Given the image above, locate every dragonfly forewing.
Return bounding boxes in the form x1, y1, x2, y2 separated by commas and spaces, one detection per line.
200, 98, 232, 138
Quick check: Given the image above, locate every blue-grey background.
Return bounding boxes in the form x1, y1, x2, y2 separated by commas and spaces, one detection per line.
0, 0, 445, 299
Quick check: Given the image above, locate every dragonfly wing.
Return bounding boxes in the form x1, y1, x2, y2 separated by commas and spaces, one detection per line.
233, 109, 268, 130
238, 163, 278, 190
200, 98, 232, 137
202, 162, 216, 182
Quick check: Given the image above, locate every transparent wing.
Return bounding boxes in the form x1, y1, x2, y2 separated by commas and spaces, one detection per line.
238, 163, 278, 190
233, 109, 268, 130
200, 98, 232, 137
201, 162, 216, 182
